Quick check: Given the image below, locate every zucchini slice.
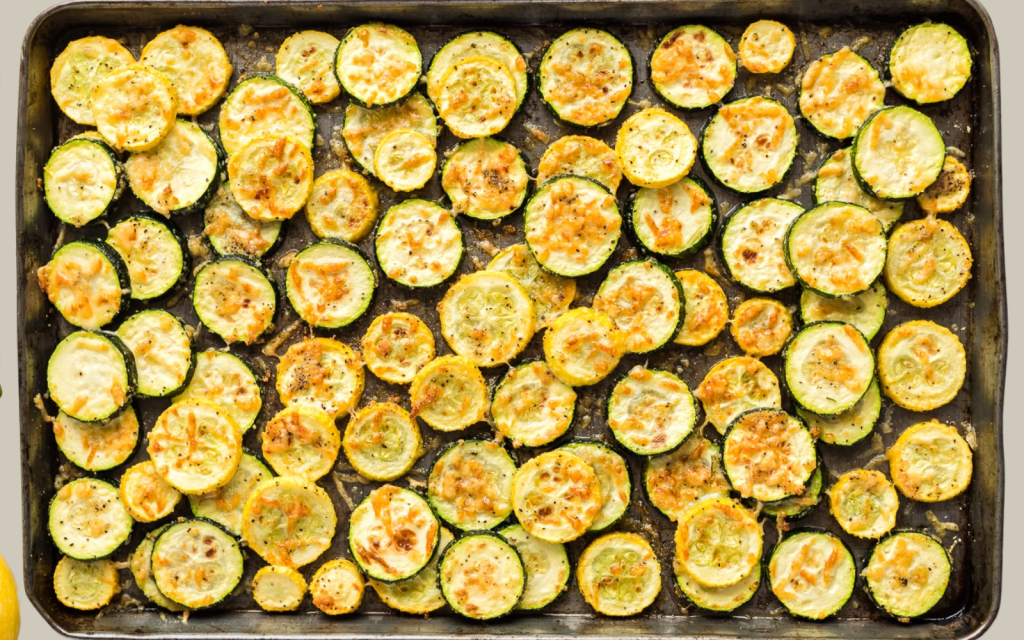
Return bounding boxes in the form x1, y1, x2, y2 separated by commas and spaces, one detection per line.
798, 378, 882, 446
512, 450, 602, 543
277, 337, 364, 420
918, 156, 972, 214
631, 177, 716, 258
702, 96, 798, 193
47, 330, 136, 423
524, 175, 621, 278
286, 240, 375, 328
309, 558, 365, 615
542, 307, 625, 387
148, 399, 242, 494
370, 526, 454, 614
608, 366, 696, 456
695, 356, 781, 435
50, 36, 134, 125
441, 137, 529, 219
348, 485, 439, 582
720, 198, 804, 293
427, 31, 529, 110
54, 557, 120, 611
228, 134, 314, 222
306, 170, 378, 243
218, 75, 316, 156
38, 238, 130, 329
43, 137, 125, 227
800, 280, 888, 341
438, 270, 536, 367
91, 64, 177, 153
674, 497, 761, 588
342, 93, 438, 176
361, 312, 435, 385
343, 402, 421, 481
723, 409, 817, 502
559, 441, 631, 531
739, 20, 795, 74
889, 23, 972, 104
335, 23, 421, 107
204, 183, 284, 258
877, 321, 966, 411
54, 406, 139, 472
799, 47, 885, 139
192, 256, 277, 345
536, 135, 622, 193
729, 297, 793, 357
593, 259, 683, 354
829, 469, 899, 538
673, 269, 729, 346
577, 532, 661, 617
784, 322, 874, 415
768, 529, 856, 619
375, 199, 463, 288
428, 440, 517, 531
500, 524, 570, 610
487, 243, 576, 329
276, 30, 341, 104
852, 106, 946, 200
650, 25, 736, 109
252, 565, 307, 612
888, 420, 973, 502
116, 309, 194, 398
492, 360, 576, 448
538, 28, 633, 127
437, 56, 518, 139
762, 464, 824, 519
188, 451, 272, 536
262, 405, 341, 482
374, 129, 437, 192
785, 202, 887, 297
49, 477, 132, 560
242, 475, 337, 567
815, 147, 904, 232
864, 531, 951, 618
677, 560, 760, 613
644, 436, 730, 522
174, 350, 262, 434
440, 532, 525, 619
139, 25, 232, 116
119, 460, 181, 523
616, 108, 697, 189
151, 520, 244, 609
130, 525, 186, 612
124, 119, 221, 215
107, 214, 188, 301
409, 355, 488, 432
884, 217, 972, 308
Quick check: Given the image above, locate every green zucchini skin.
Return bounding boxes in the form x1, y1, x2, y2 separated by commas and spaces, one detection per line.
43, 137, 126, 227
797, 49, 884, 141
626, 175, 719, 260
126, 118, 224, 216
593, 258, 684, 354
498, 523, 570, 611
107, 213, 191, 301
191, 254, 279, 345
373, 199, 464, 290
716, 199, 803, 295
341, 93, 439, 176
850, 106, 946, 201
605, 366, 696, 456
219, 74, 317, 153
47, 330, 138, 423
862, 529, 952, 619
722, 408, 817, 504
559, 438, 631, 531
334, 24, 422, 109
151, 518, 245, 610
886, 23, 973, 105
285, 238, 376, 329
47, 237, 133, 326
766, 527, 857, 620
48, 477, 133, 560
760, 458, 825, 519
117, 309, 197, 399
427, 439, 518, 532
437, 530, 526, 620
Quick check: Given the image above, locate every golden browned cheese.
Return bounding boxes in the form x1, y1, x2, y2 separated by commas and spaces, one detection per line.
91, 64, 177, 152
535, 135, 622, 193
139, 25, 233, 115
800, 47, 885, 139
730, 297, 793, 356
539, 28, 632, 126
651, 25, 736, 107
306, 170, 379, 242
228, 134, 314, 222
119, 461, 181, 522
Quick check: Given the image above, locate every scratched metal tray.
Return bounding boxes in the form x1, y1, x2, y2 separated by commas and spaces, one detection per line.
16, 1, 1005, 638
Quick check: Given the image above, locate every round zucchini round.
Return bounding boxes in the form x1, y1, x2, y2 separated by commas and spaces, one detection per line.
91, 63, 177, 153
441, 137, 530, 220
218, 74, 315, 156
228, 133, 314, 222
577, 532, 661, 617
864, 531, 951, 618
53, 406, 139, 472
500, 524, 570, 611
851, 105, 946, 200
38, 238, 131, 329
593, 259, 683, 354
188, 451, 273, 536
43, 137, 125, 227
204, 183, 284, 258
674, 497, 761, 588
428, 439, 516, 531
630, 176, 717, 258
371, 526, 454, 615
49, 477, 132, 560
702, 96, 798, 194
889, 23, 972, 104
348, 485, 439, 582
767, 528, 856, 619
124, 118, 222, 215
375, 199, 463, 288
427, 31, 529, 112
116, 309, 195, 398
797, 378, 881, 447
439, 531, 525, 619
192, 255, 277, 345
784, 322, 875, 415
722, 409, 817, 502
650, 24, 736, 109
491, 360, 577, 448
535, 135, 621, 193
374, 128, 437, 192
436, 56, 518, 139
559, 441, 631, 531
512, 450, 602, 543
719, 198, 804, 293
50, 36, 135, 125
677, 560, 760, 613
106, 214, 189, 301
607, 366, 696, 456
335, 23, 421, 108
139, 25, 232, 116
151, 519, 244, 609
799, 47, 885, 139
342, 93, 437, 176
276, 30, 341, 104
173, 349, 263, 433
47, 330, 136, 423
119, 460, 181, 523
799, 280, 888, 341
305, 169, 379, 242
286, 239, 376, 329
538, 28, 633, 127
643, 435, 731, 522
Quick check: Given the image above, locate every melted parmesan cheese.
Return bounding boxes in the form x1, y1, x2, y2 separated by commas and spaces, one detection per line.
147, 399, 242, 494
286, 241, 375, 328
204, 183, 282, 257
512, 450, 602, 543
675, 498, 761, 588
608, 366, 696, 454
800, 280, 888, 340
887, 420, 972, 502
616, 108, 697, 189
349, 485, 439, 580
361, 312, 435, 384
188, 453, 271, 536
50, 36, 134, 125
539, 28, 633, 126
786, 203, 886, 297
651, 25, 737, 108
785, 323, 874, 415
44, 139, 121, 226
106, 216, 183, 300
228, 134, 314, 222
721, 198, 804, 292
739, 20, 795, 74
375, 199, 462, 287
119, 460, 181, 522
409, 355, 488, 431
702, 96, 798, 193
252, 566, 307, 612
54, 407, 139, 472
645, 436, 730, 521
342, 93, 437, 175
442, 137, 529, 219
917, 156, 972, 214
439, 270, 536, 367
218, 76, 315, 156
374, 128, 437, 192
889, 23, 972, 104
487, 244, 576, 329
542, 307, 625, 387
560, 442, 630, 530
49, 477, 132, 560
800, 47, 885, 139
276, 337, 364, 419
633, 178, 714, 257
125, 119, 219, 215
695, 356, 782, 434
38, 241, 125, 329
336, 23, 421, 107
305, 169, 379, 242
815, 148, 904, 231
117, 310, 192, 397
577, 533, 661, 616
768, 531, 856, 619
91, 64, 177, 152
309, 559, 365, 615
884, 217, 972, 308
730, 297, 792, 356
428, 440, 516, 530
276, 31, 341, 104
130, 528, 186, 611
674, 270, 729, 346
492, 361, 576, 447
864, 532, 951, 617
525, 177, 621, 277
536, 135, 622, 193
192, 258, 276, 345
371, 527, 454, 614
151, 520, 243, 609
343, 402, 421, 481
829, 469, 899, 538
262, 405, 340, 482
877, 321, 966, 412
853, 106, 946, 199
47, 331, 131, 422
437, 56, 517, 139
723, 409, 816, 502
54, 556, 120, 611
174, 350, 261, 433
440, 534, 525, 619
242, 476, 337, 567
139, 26, 232, 115
427, 31, 528, 107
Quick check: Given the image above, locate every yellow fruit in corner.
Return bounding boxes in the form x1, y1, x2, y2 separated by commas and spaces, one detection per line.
0, 553, 19, 640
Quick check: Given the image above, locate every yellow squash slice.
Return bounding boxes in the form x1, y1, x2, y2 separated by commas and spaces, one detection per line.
310, 558, 365, 615
674, 497, 762, 588
829, 469, 899, 538
276, 337, 364, 420
119, 460, 181, 523
343, 402, 422, 481
577, 532, 661, 617
361, 312, 435, 385
305, 170, 379, 242
91, 64, 177, 153
884, 217, 972, 308
147, 399, 242, 495
438, 270, 536, 367
877, 320, 966, 411
542, 307, 625, 387
139, 25, 232, 115
409, 355, 488, 432
228, 134, 314, 222
739, 20, 795, 74
261, 405, 341, 482
511, 450, 602, 544
252, 566, 307, 612
615, 108, 697, 189
888, 420, 973, 502
50, 36, 134, 125
242, 476, 337, 568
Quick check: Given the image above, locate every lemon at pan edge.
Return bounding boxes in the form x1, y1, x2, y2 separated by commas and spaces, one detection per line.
0, 552, 19, 640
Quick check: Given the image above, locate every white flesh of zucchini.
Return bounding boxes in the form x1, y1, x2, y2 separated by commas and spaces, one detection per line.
428, 440, 516, 530
174, 350, 262, 433
632, 178, 714, 257
427, 31, 528, 108
512, 450, 602, 543
50, 36, 134, 125
348, 485, 439, 581
889, 23, 972, 104
242, 476, 337, 568
800, 280, 888, 341
864, 532, 951, 618
677, 560, 760, 612
192, 258, 276, 345
125, 119, 219, 215
492, 361, 576, 448
577, 532, 661, 617
877, 321, 965, 412
91, 64, 177, 153
139, 26, 232, 116
286, 241, 375, 328
786, 203, 887, 297
38, 241, 126, 329
723, 409, 816, 502
409, 356, 488, 432
440, 533, 525, 619
800, 47, 885, 139
276, 337, 364, 420
44, 139, 122, 227
608, 366, 696, 455
650, 25, 736, 108
371, 527, 454, 614
815, 147, 904, 231
375, 199, 462, 288
151, 520, 244, 609
594, 260, 681, 354
218, 76, 315, 156
539, 28, 633, 127
130, 526, 186, 612
438, 270, 536, 367
853, 106, 946, 200
116, 310, 192, 397
721, 198, 804, 292
148, 399, 242, 494
49, 478, 132, 560
797, 378, 881, 446
645, 436, 730, 522
695, 356, 782, 435
703, 97, 798, 193
204, 183, 282, 258
54, 407, 139, 472
768, 531, 856, 619
500, 524, 570, 610
336, 23, 421, 107
106, 216, 185, 300
785, 323, 874, 415
47, 331, 133, 423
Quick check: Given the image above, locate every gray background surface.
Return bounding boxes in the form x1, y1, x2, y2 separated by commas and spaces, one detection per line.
0, 1, 1017, 638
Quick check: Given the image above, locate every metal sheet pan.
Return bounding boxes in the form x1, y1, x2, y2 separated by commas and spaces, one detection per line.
16, 1, 1004, 638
